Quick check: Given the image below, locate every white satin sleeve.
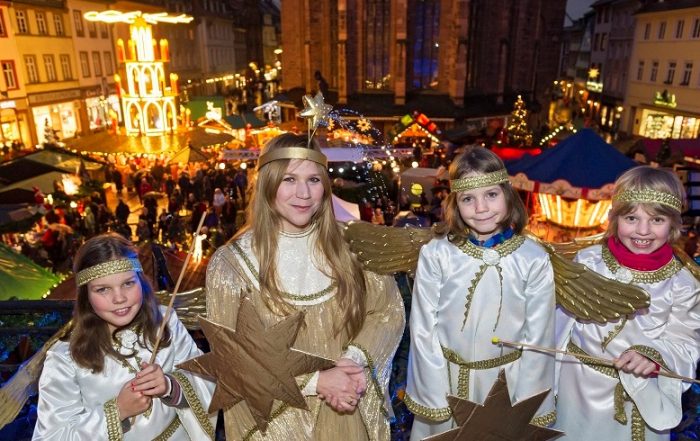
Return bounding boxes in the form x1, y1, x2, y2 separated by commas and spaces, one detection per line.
620, 270, 700, 430
32, 343, 111, 441
505, 249, 556, 419
406, 240, 450, 417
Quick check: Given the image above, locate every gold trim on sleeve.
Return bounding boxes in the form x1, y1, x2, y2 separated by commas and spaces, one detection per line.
627, 345, 669, 371
346, 343, 389, 417
170, 371, 215, 440
404, 393, 452, 422
103, 397, 123, 441
531, 409, 556, 427
152, 416, 181, 441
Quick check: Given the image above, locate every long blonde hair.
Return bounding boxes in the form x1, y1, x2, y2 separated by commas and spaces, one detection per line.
605, 165, 685, 243
233, 133, 367, 338
436, 146, 527, 241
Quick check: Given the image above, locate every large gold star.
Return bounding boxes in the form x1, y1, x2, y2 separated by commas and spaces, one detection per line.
423, 370, 562, 441
299, 92, 333, 131
177, 298, 334, 432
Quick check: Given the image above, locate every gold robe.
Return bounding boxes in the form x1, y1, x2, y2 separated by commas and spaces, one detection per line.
206, 229, 405, 441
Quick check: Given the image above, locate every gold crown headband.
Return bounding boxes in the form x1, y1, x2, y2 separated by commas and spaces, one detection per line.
257, 147, 328, 170
76, 258, 143, 287
450, 169, 510, 192
613, 189, 683, 213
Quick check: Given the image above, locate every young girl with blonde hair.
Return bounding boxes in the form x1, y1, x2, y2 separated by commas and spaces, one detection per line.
33, 233, 216, 440
555, 166, 700, 440
206, 133, 405, 440
406, 146, 556, 439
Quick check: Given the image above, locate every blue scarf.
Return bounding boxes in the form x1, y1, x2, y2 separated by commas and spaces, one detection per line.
468, 227, 514, 248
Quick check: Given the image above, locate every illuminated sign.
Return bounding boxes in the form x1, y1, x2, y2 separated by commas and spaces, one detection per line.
654, 90, 677, 108
586, 81, 603, 92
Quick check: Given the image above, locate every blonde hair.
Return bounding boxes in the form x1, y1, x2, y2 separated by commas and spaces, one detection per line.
606, 165, 685, 243
233, 133, 367, 338
436, 146, 526, 240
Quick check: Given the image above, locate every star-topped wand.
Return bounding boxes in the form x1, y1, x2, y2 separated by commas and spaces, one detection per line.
299, 91, 332, 142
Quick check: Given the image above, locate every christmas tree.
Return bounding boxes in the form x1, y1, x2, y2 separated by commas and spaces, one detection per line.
506, 95, 533, 147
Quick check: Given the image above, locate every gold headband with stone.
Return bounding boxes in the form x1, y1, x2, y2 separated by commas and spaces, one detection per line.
450, 169, 510, 192
76, 258, 143, 287
613, 189, 682, 212
257, 147, 328, 170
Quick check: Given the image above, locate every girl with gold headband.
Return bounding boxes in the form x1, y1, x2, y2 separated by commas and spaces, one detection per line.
205, 133, 404, 440
33, 233, 217, 441
554, 166, 700, 441
406, 146, 556, 439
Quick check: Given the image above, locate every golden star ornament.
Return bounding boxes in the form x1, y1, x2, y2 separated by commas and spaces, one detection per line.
423, 370, 562, 441
299, 92, 333, 131
177, 298, 334, 432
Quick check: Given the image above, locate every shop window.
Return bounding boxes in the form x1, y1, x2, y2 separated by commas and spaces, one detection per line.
53, 13, 64, 36
0, 10, 6, 37
36, 12, 47, 35
60, 54, 72, 80
665, 61, 676, 84
682, 62, 693, 85
650, 61, 658, 82
658, 21, 666, 39
79, 51, 90, 77
92, 51, 102, 76
1, 60, 18, 89
637, 60, 644, 81
676, 20, 684, 39
43, 54, 56, 81
73, 10, 83, 37
16, 10, 28, 34
24, 55, 39, 83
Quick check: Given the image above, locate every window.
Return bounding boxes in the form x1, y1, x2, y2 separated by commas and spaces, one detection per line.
364, 0, 391, 90
693, 18, 700, 38
24, 55, 39, 83
644, 23, 651, 39
100, 23, 108, 38
682, 62, 693, 85
651, 61, 659, 82
666, 61, 676, 84
16, 10, 28, 34
658, 21, 666, 39
53, 13, 64, 36
92, 51, 102, 76
600, 33, 608, 51
79, 51, 90, 77
676, 20, 684, 38
36, 12, 47, 35
87, 20, 96, 38
59, 54, 72, 79
1, 60, 18, 89
0, 9, 6, 37
103, 51, 113, 76
43, 54, 56, 81
593, 33, 600, 51
637, 60, 645, 81
73, 10, 83, 37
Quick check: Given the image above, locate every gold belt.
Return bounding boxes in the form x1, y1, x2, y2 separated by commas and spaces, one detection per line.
152, 415, 181, 441
567, 341, 645, 441
441, 346, 521, 398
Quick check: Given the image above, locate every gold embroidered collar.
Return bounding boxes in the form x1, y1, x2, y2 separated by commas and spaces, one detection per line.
602, 245, 681, 284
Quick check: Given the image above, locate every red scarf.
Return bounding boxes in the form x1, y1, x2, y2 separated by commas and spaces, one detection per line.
606, 236, 674, 271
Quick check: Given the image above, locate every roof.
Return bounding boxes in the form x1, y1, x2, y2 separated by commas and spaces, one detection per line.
505, 128, 637, 200
635, 0, 700, 14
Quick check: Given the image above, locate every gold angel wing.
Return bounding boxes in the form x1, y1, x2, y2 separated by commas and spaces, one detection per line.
155, 287, 207, 330
524, 233, 650, 323
343, 221, 434, 276
672, 245, 700, 282
537, 231, 605, 260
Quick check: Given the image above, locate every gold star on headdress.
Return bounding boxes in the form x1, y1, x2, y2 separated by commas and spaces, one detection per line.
300, 92, 333, 132
177, 298, 334, 432
423, 370, 561, 441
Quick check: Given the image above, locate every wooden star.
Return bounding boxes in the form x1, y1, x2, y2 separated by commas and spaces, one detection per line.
299, 92, 333, 131
423, 370, 562, 441
177, 298, 334, 432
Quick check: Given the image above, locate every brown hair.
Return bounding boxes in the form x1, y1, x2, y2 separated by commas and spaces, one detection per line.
234, 133, 367, 338
69, 233, 170, 372
605, 165, 685, 243
435, 145, 527, 240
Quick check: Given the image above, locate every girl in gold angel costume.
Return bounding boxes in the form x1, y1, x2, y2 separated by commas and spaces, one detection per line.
554, 166, 700, 441
205, 133, 405, 441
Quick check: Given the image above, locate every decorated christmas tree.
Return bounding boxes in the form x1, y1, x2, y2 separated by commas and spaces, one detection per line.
506, 95, 533, 147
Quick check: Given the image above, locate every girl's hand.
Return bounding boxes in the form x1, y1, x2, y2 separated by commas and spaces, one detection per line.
613, 350, 659, 377
335, 358, 367, 396
132, 362, 168, 397
317, 365, 364, 413
116, 380, 152, 420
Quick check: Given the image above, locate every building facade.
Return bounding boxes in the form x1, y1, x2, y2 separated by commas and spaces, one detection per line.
623, 0, 700, 139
